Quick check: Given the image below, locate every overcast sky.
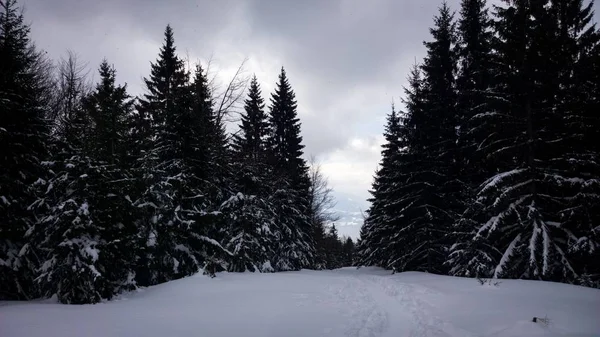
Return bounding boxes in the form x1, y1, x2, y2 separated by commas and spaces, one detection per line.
21, 0, 599, 238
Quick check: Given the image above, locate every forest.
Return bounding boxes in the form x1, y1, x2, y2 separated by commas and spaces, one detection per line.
0, 0, 354, 304
357, 0, 600, 289
1, 0, 599, 306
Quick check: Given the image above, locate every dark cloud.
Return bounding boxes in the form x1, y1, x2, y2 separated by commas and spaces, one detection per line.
19, 0, 600, 213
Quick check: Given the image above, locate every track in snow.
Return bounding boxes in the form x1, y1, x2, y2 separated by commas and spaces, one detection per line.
325, 271, 475, 337
2, 267, 599, 337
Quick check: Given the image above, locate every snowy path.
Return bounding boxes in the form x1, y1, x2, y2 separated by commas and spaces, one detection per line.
327, 271, 476, 337
1, 267, 599, 337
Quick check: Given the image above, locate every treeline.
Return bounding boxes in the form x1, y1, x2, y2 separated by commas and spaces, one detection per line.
0, 0, 353, 304
357, 0, 600, 288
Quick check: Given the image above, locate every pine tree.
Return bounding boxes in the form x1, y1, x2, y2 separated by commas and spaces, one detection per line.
446, 0, 497, 276
0, 0, 52, 300
267, 67, 315, 270
231, 74, 271, 197
220, 192, 275, 272
34, 155, 108, 304
455, 0, 494, 184
31, 53, 124, 304
356, 104, 403, 268
134, 25, 225, 285
190, 64, 230, 198
83, 60, 138, 298
226, 75, 276, 272
83, 60, 133, 165
450, 0, 600, 285
382, 3, 459, 274
548, 0, 600, 287
323, 225, 343, 269
342, 237, 356, 267
232, 75, 270, 174
188, 64, 234, 275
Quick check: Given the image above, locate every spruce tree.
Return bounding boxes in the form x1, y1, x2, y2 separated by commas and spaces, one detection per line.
83, 60, 138, 298
548, 0, 600, 287
83, 60, 133, 165
267, 67, 315, 270
0, 0, 52, 300
190, 64, 230, 198
232, 75, 270, 172
134, 25, 219, 285
35, 155, 108, 304
450, 0, 600, 285
342, 237, 356, 267
31, 54, 118, 304
188, 64, 233, 275
382, 3, 459, 274
356, 104, 403, 268
227, 75, 275, 272
231, 75, 271, 197
455, 0, 494, 184
220, 192, 275, 272
446, 0, 497, 276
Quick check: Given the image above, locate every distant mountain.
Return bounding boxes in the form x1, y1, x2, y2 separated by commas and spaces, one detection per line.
328, 191, 369, 240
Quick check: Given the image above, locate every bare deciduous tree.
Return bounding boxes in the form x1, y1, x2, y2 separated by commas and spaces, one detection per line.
51, 50, 92, 141
308, 155, 340, 227
204, 55, 250, 126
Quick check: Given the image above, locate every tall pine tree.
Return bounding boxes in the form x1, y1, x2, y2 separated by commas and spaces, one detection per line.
226, 75, 275, 272
450, 0, 600, 285
267, 67, 315, 270
134, 25, 228, 285
388, 3, 460, 273
356, 104, 403, 268
83, 60, 138, 299
0, 0, 52, 300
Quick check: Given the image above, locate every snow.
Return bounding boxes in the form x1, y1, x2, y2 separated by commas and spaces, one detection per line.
494, 234, 521, 278
0, 195, 10, 205
479, 169, 527, 196
1, 268, 599, 337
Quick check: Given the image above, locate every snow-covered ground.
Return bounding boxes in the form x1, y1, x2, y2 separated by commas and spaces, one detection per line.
1, 267, 599, 337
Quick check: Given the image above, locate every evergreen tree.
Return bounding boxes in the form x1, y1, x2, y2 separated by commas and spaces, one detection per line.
325, 225, 343, 269
83, 59, 133, 165
227, 75, 276, 272
548, 0, 600, 287
356, 104, 403, 268
0, 0, 52, 300
190, 64, 230, 197
232, 75, 270, 172
446, 0, 497, 276
450, 0, 600, 284
83, 60, 138, 298
134, 25, 227, 285
341, 237, 356, 267
30, 55, 134, 304
455, 0, 494, 184
34, 156, 109, 304
384, 3, 459, 274
220, 192, 275, 272
188, 64, 233, 275
267, 67, 315, 270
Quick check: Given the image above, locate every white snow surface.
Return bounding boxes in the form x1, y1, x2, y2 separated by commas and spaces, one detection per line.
1, 267, 599, 337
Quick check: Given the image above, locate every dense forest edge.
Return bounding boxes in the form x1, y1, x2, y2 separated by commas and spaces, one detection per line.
0, 0, 354, 304
1, 0, 599, 305
356, 0, 600, 289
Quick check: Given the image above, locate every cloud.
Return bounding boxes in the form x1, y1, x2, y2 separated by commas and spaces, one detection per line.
25, 0, 591, 227
320, 134, 385, 200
